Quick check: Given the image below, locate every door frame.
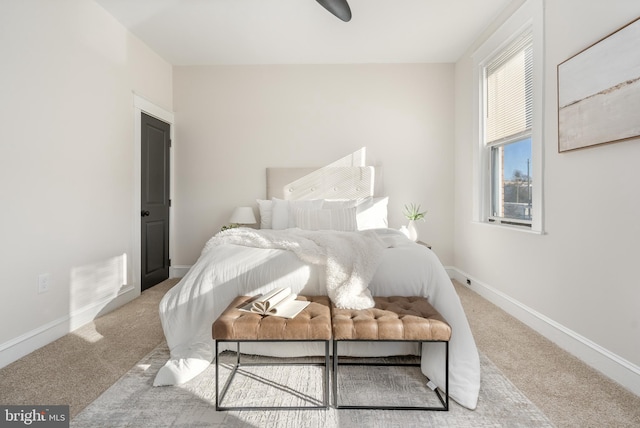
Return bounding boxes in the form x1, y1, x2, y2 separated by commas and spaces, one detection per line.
133, 93, 175, 294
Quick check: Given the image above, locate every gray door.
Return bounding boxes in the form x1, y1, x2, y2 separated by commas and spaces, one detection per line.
141, 112, 170, 291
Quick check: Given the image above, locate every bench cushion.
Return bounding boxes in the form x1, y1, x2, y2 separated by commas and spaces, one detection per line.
332, 296, 451, 341
213, 295, 332, 341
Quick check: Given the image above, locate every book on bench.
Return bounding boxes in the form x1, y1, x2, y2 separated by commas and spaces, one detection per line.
238, 287, 310, 319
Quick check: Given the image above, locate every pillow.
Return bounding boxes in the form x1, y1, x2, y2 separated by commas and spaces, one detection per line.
271, 198, 323, 229
294, 207, 357, 231
271, 198, 290, 229
256, 199, 273, 229
356, 196, 389, 230
321, 199, 358, 209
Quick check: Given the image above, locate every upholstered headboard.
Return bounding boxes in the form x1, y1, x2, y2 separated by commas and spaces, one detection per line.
266, 166, 377, 200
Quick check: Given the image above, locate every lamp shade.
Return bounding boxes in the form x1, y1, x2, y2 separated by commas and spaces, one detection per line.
229, 207, 257, 225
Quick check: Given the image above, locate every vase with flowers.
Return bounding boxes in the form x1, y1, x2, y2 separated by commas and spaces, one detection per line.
402, 203, 427, 242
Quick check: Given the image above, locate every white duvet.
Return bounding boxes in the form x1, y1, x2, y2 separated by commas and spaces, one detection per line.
154, 228, 481, 410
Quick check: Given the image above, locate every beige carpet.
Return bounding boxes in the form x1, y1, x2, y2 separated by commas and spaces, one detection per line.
0, 279, 177, 417
1, 278, 639, 427
455, 283, 640, 428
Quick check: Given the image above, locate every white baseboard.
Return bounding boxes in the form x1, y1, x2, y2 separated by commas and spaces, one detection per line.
447, 267, 640, 397
170, 265, 191, 278
0, 285, 136, 369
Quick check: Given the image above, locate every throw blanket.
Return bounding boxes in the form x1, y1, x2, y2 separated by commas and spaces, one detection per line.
206, 228, 386, 309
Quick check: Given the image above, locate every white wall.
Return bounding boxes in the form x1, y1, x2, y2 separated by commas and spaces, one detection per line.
0, 0, 172, 367
454, 0, 640, 394
172, 64, 455, 265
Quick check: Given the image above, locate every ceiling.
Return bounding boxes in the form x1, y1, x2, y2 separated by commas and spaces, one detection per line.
94, 0, 513, 66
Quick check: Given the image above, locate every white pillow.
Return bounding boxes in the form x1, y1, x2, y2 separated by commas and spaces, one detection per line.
356, 196, 389, 230
271, 198, 290, 229
256, 199, 273, 229
321, 199, 358, 209
295, 207, 357, 231
271, 198, 323, 229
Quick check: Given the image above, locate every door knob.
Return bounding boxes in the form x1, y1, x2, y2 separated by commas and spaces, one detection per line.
141, 210, 150, 217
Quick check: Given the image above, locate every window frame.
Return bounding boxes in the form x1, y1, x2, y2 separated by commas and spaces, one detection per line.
472, 0, 544, 233
488, 137, 533, 226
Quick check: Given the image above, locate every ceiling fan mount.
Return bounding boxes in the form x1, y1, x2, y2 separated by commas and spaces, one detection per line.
316, 0, 352, 22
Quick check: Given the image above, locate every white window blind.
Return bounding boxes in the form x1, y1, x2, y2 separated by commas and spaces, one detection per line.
485, 31, 533, 146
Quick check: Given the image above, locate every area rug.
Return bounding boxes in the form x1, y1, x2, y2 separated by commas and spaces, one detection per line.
71, 342, 554, 427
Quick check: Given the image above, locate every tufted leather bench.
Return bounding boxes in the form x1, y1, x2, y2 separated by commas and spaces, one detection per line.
332, 296, 451, 410
212, 295, 331, 410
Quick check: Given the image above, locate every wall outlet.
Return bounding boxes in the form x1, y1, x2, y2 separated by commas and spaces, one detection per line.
38, 273, 52, 294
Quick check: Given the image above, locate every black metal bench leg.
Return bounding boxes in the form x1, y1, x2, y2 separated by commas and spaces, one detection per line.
333, 340, 449, 411
216, 340, 330, 411
333, 339, 338, 408
324, 340, 330, 408
215, 340, 219, 410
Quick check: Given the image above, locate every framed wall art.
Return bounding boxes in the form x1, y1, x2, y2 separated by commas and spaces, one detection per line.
557, 16, 640, 152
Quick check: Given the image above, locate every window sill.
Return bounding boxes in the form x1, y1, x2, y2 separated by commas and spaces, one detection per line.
471, 220, 545, 235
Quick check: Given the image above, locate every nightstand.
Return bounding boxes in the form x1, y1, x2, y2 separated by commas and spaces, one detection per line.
417, 241, 432, 249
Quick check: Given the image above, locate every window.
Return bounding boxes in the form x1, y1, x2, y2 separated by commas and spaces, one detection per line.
490, 138, 532, 222
472, 0, 543, 233
485, 31, 533, 226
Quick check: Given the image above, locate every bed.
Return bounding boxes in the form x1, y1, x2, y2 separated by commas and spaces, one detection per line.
154, 167, 481, 410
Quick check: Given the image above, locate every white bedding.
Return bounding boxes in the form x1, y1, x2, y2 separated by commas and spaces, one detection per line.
206, 227, 386, 309
154, 228, 481, 410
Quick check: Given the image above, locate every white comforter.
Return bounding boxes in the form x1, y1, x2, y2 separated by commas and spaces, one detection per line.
154, 228, 481, 410
205, 227, 386, 309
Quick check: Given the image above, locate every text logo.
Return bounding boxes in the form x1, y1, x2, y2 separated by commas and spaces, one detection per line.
1, 406, 69, 428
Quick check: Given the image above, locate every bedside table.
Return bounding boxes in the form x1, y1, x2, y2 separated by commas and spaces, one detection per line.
417, 241, 432, 249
